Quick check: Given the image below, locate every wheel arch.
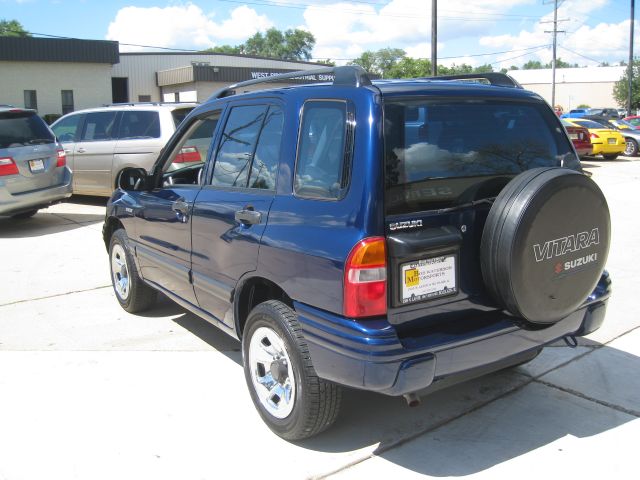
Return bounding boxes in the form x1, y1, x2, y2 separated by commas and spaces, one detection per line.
234, 275, 293, 337
103, 216, 125, 251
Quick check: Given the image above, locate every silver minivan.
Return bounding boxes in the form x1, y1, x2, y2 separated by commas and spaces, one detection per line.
0, 107, 72, 218
51, 103, 195, 196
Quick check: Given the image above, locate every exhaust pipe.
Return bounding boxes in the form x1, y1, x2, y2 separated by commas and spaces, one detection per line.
403, 392, 421, 407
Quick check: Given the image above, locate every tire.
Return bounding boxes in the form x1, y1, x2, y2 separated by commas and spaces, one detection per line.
624, 138, 638, 157
242, 300, 342, 440
109, 229, 157, 313
11, 209, 38, 219
602, 154, 618, 160
481, 167, 610, 325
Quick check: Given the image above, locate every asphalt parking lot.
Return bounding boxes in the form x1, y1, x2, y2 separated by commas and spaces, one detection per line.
0, 158, 639, 480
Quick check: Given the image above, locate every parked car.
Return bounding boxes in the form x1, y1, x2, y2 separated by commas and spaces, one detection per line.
565, 118, 626, 159
103, 68, 612, 440
623, 115, 640, 129
51, 103, 196, 196
586, 107, 620, 118
583, 115, 640, 156
561, 108, 590, 119
0, 106, 72, 218
561, 119, 592, 157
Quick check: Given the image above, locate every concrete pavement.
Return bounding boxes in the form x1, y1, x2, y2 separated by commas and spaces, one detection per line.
0, 159, 638, 480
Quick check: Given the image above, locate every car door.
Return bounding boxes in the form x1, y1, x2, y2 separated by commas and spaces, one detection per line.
50, 112, 85, 175
73, 111, 119, 195
191, 103, 282, 326
132, 110, 222, 306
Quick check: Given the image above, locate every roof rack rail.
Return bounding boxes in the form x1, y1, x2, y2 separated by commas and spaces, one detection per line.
420, 72, 523, 89
101, 101, 197, 107
208, 65, 372, 100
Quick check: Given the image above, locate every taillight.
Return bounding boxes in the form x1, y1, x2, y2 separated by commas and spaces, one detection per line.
56, 149, 66, 167
0, 157, 18, 176
344, 237, 387, 318
174, 146, 200, 163
590, 133, 599, 139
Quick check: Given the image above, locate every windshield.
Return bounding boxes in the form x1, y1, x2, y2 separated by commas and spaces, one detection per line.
0, 111, 55, 148
383, 98, 573, 213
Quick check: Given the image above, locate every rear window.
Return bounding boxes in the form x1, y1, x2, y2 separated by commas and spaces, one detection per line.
172, 108, 194, 128
0, 111, 55, 149
383, 98, 574, 213
572, 119, 607, 129
118, 111, 160, 139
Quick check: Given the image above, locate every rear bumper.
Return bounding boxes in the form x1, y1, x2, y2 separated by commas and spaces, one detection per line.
592, 143, 625, 155
296, 271, 611, 396
0, 168, 72, 216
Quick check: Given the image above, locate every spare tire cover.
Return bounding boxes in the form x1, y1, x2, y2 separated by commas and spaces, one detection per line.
481, 167, 610, 324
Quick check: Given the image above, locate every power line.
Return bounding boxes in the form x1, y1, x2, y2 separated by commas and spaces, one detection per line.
559, 45, 603, 64
489, 45, 551, 66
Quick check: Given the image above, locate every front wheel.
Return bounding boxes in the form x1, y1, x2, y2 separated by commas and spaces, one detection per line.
624, 138, 638, 156
242, 300, 342, 440
109, 229, 157, 313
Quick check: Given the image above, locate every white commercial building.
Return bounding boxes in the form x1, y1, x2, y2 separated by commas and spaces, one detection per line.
508, 66, 626, 111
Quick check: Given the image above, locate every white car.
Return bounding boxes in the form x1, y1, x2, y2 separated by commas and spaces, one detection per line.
51, 103, 196, 196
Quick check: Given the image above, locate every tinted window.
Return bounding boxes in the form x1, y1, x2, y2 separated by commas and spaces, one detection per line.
249, 106, 283, 190
80, 111, 117, 141
295, 101, 350, 199
52, 114, 83, 142
383, 99, 574, 213
172, 108, 194, 128
572, 119, 608, 129
165, 112, 220, 175
0, 111, 54, 148
212, 105, 267, 188
118, 111, 160, 139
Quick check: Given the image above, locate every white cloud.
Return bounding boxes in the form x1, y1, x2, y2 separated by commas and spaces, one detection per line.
106, 3, 272, 51
479, 0, 630, 68
302, 0, 536, 62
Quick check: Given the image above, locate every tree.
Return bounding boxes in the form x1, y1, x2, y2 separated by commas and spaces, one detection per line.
203, 28, 315, 61
522, 60, 544, 70
613, 60, 640, 110
349, 48, 405, 78
577, 104, 590, 108
0, 19, 30, 37
243, 28, 315, 61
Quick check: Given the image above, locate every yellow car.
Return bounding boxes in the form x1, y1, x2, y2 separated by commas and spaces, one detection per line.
566, 118, 626, 160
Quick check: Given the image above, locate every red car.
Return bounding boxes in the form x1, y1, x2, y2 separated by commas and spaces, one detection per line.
562, 119, 592, 157
623, 115, 640, 130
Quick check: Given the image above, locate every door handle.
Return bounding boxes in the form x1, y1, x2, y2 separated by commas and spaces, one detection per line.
76, 148, 86, 154
235, 208, 262, 225
172, 200, 190, 223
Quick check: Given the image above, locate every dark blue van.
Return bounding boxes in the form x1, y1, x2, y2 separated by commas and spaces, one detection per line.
103, 67, 612, 440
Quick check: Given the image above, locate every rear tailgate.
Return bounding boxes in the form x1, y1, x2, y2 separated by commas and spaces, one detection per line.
382, 96, 576, 329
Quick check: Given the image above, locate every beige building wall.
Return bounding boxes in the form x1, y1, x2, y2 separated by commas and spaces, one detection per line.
0, 61, 113, 116
518, 82, 618, 111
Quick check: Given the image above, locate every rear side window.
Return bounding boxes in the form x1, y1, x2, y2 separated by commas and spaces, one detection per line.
212, 105, 267, 188
80, 111, 117, 141
383, 99, 574, 213
0, 111, 54, 148
295, 101, 353, 200
118, 111, 160, 139
172, 108, 194, 128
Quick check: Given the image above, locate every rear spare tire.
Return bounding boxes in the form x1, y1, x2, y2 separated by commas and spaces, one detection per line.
481, 167, 610, 324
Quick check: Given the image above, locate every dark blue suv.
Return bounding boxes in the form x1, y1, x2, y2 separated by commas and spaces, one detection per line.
103, 67, 612, 440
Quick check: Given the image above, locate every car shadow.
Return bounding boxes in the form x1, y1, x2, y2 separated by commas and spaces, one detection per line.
137, 294, 242, 363
0, 196, 107, 238
295, 341, 637, 477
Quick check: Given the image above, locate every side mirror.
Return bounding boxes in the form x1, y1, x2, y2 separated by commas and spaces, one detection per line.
117, 167, 150, 191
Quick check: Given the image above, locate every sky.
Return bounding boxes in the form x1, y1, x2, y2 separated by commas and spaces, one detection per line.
1, 0, 637, 68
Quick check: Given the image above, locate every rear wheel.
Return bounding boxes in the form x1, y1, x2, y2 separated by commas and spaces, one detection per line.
602, 154, 619, 160
11, 209, 38, 219
243, 300, 342, 440
624, 138, 638, 156
109, 229, 157, 313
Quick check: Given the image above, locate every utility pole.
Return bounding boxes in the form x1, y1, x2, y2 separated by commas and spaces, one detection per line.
543, 0, 566, 108
628, 0, 635, 116
431, 0, 437, 76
